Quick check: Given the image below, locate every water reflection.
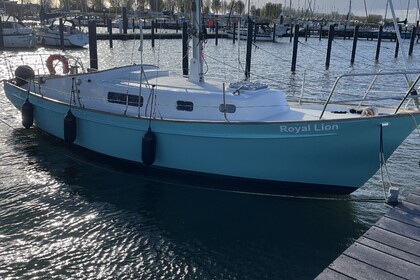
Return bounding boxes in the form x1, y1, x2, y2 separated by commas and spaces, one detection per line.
0, 126, 374, 279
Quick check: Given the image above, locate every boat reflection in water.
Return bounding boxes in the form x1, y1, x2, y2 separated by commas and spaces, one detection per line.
2, 0, 420, 195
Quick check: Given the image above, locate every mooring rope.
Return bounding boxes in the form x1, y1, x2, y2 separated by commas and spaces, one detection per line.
379, 124, 393, 201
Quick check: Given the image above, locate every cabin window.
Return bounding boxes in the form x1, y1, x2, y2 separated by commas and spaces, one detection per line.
219, 104, 236, 113
176, 101, 194, 112
107, 92, 143, 107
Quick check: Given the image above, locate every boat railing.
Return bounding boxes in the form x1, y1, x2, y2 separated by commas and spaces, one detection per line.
2, 53, 85, 79
319, 70, 420, 119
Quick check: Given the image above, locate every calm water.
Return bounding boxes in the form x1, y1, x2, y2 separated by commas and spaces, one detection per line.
1, 35, 420, 279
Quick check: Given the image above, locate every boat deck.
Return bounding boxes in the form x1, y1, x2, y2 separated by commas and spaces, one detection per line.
315, 187, 420, 279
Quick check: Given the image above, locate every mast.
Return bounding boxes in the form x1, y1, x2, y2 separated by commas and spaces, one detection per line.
406, 0, 411, 23
347, 0, 352, 21
289, 0, 292, 16
244, 0, 253, 81
417, 0, 420, 24
189, 0, 204, 83
417, 0, 420, 23
364, 0, 368, 18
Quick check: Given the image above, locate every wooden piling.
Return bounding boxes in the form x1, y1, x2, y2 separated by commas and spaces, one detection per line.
319, 25, 322, 41
0, 17, 4, 49
395, 35, 400, 58
151, 20, 155, 48
375, 25, 383, 61
182, 22, 188, 76
122, 5, 128, 34
245, 21, 253, 81
272, 23, 276, 42
291, 25, 299, 73
88, 21, 98, 70
351, 26, 359, 65
132, 18, 135, 33
215, 21, 219, 46
343, 25, 347, 40
233, 23, 236, 44
59, 18, 64, 50
290, 24, 293, 42
107, 19, 113, 48
409, 26, 416, 56
253, 23, 257, 43
325, 25, 335, 69
102, 11, 106, 27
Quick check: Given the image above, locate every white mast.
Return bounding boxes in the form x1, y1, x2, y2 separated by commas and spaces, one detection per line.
417, 0, 420, 23
364, 0, 368, 18
348, 0, 352, 20
189, 0, 204, 83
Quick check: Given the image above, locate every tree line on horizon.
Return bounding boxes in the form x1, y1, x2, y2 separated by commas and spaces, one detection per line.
40, 0, 386, 24
41, 0, 283, 19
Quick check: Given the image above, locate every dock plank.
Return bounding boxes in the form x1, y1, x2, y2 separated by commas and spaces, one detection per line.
410, 187, 420, 196
386, 207, 420, 227
376, 216, 420, 241
316, 187, 420, 280
343, 243, 420, 279
405, 193, 420, 206
393, 200, 420, 216
356, 237, 420, 268
364, 226, 420, 257
313, 268, 354, 280
320, 255, 406, 280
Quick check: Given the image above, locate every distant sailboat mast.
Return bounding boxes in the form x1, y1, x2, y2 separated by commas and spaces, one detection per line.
406, 0, 411, 23
364, 0, 368, 18
347, 0, 352, 21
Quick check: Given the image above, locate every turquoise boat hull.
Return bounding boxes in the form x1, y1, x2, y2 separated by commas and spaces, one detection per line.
4, 81, 420, 194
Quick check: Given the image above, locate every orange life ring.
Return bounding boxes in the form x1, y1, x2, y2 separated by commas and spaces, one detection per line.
46, 54, 69, 75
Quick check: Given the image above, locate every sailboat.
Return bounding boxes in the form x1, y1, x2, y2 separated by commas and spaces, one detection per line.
225, 21, 280, 41
35, 19, 89, 48
2, 0, 420, 194
0, 14, 36, 48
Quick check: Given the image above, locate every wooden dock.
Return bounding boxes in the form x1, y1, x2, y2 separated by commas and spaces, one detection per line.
316, 187, 420, 280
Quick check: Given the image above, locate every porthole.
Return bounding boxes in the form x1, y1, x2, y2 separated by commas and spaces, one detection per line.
176, 101, 194, 112
219, 104, 236, 113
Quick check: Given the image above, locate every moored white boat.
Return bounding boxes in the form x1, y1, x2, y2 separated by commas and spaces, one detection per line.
36, 19, 88, 48
0, 14, 36, 48
2, 0, 420, 195
226, 23, 278, 41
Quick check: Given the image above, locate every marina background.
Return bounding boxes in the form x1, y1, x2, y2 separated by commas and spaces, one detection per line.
1, 35, 420, 279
